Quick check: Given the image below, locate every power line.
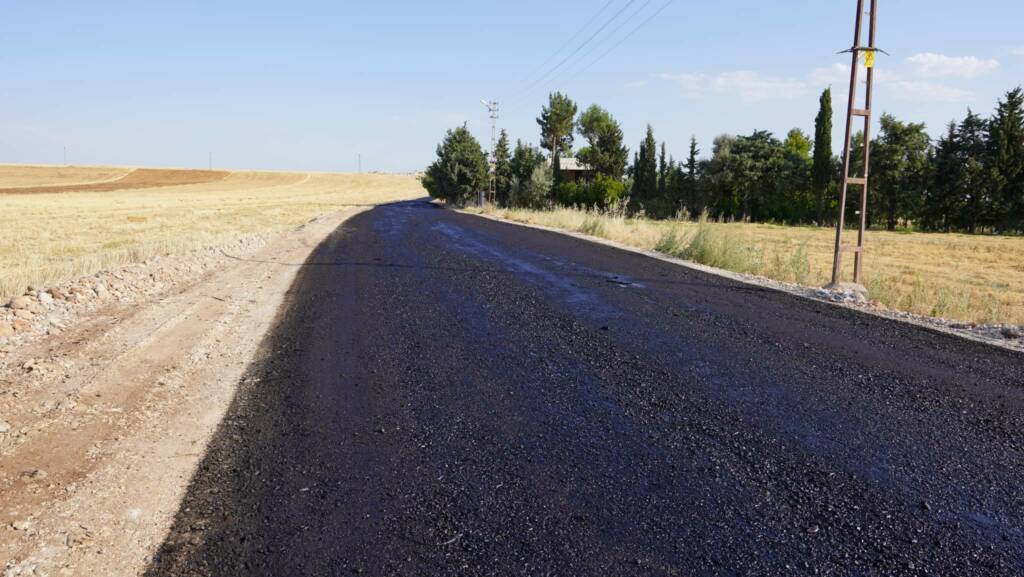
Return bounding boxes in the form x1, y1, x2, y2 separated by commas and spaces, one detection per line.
561, 0, 653, 78
514, 0, 616, 88
506, 0, 638, 106
504, 0, 672, 115
567, 0, 674, 81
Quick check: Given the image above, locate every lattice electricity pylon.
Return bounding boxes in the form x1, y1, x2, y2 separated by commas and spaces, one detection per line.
481, 99, 499, 206
829, 0, 887, 288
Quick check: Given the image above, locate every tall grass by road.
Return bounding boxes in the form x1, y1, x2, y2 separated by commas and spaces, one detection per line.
466, 205, 1024, 325
0, 166, 425, 302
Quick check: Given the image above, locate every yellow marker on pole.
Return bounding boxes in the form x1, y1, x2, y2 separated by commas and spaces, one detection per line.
863, 50, 875, 68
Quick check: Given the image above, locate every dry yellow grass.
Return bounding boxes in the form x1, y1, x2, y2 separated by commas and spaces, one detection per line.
0, 165, 132, 189
469, 205, 1024, 325
0, 166, 424, 302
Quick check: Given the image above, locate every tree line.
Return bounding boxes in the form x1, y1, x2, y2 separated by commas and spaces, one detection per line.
423, 87, 1024, 234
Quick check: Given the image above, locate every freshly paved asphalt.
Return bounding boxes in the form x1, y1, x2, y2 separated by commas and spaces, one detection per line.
146, 200, 1024, 576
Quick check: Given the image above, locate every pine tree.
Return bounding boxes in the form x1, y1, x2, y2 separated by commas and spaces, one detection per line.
422, 124, 489, 205
813, 88, 834, 224
871, 114, 930, 231
987, 87, 1024, 232
705, 131, 786, 221
537, 92, 578, 187
955, 110, 992, 233
922, 122, 961, 232
576, 104, 629, 179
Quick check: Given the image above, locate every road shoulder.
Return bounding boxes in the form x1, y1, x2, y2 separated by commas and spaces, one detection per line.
457, 206, 1024, 354
0, 209, 366, 577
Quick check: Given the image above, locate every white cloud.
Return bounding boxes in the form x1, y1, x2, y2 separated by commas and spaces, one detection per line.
660, 71, 806, 102
712, 71, 807, 102
887, 79, 974, 104
809, 63, 850, 86
906, 53, 1000, 78
658, 72, 707, 98
1013, 46, 1024, 57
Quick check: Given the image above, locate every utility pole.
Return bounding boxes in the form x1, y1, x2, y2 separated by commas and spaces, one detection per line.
209, 152, 213, 171
63, 146, 67, 166
829, 0, 883, 291
358, 153, 362, 173
481, 99, 499, 207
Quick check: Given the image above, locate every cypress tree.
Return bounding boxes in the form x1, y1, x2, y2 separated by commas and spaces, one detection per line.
493, 130, 513, 206
812, 88, 834, 224
657, 142, 669, 198
684, 136, 702, 216
630, 125, 658, 213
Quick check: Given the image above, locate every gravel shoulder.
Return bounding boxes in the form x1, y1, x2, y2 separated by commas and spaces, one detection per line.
0, 209, 369, 577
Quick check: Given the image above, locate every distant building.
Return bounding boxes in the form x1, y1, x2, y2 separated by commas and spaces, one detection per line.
546, 156, 594, 184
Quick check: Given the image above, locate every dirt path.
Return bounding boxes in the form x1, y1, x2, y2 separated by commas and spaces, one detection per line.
0, 209, 367, 577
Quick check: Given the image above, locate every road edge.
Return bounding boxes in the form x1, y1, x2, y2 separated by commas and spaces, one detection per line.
455, 206, 1023, 355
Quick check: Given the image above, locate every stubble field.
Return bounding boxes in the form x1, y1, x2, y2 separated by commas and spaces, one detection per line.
0, 165, 425, 302
3, 164, 1021, 326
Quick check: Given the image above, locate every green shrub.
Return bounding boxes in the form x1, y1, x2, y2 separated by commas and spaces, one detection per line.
588, 174, 626, 208
554, 181, 582, 206
555, 173, 626, 209
511, 166, 554, 209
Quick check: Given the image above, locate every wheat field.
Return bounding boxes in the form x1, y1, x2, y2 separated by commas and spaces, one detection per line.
468, 205, 1024, 325
0, 165, 133, 189
3, 165, 1021, 325
0, 165, 425, 302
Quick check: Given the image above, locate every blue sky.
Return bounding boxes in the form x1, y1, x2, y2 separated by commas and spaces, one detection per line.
1, 1, 1022, 172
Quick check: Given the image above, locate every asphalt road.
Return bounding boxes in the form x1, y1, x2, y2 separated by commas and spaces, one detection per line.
146, 200, 1024, 576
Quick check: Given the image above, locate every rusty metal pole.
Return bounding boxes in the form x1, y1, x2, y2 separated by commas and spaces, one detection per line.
853, 0, 878, 285
830, 0, 878, 289
830, 0, 865, 286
